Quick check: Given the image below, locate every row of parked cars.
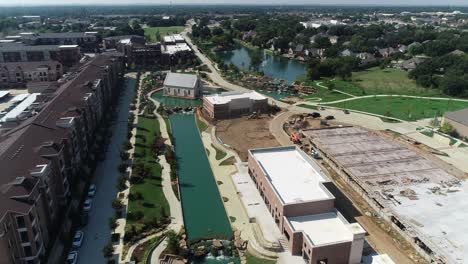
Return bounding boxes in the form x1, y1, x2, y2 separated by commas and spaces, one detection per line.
66, 184, 97, 264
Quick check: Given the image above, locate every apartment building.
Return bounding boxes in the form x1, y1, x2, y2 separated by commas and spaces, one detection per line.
248, 146, 366, 264
0, 61, 63, 88
18, 32, 98, 52
0, 43, 80, 68
0, 53, 124, 264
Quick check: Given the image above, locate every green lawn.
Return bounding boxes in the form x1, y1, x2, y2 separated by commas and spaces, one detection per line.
301, 81, 351, 102
127, 111, 169, 227
328, 97, 468, 121
144, 26, 185, 42
348, 67, 444, 97
297, 104, 318, 110
245, 253, 276, 264
211, 144, 227, 160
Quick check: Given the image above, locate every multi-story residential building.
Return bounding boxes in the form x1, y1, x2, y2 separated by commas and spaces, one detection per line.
18, 32, 98, 52
0, 53, 124, 264
0, 43, 80, 68
0, 61, 63, 88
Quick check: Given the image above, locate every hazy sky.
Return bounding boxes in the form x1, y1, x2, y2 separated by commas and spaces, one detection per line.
1, 0, 468, 6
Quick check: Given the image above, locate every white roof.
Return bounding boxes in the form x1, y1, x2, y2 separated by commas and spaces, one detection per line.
11, 93, 29, 102
59, 45, 79, 49
0, 93, 39, 122
204, 91, 266, 105
288, 212, 358, 246
164, 43, 191, 54
0, 91, 10, 99
163, 72, 198, 89
251, 146, 331, 204
164, 34, 185, 43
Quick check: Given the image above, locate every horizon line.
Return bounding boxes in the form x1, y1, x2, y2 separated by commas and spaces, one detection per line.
0, 3, 468, 7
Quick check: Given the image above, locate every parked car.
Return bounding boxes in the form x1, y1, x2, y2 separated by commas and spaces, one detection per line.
309, 112, 321, 118
325, 115, 335, 120
72, 231, 84, 248
88, 184, 96, 197
83, 199, 92, 212
67, 251, 78, 264
343, 109, 350, 114
80, 212, 89, 226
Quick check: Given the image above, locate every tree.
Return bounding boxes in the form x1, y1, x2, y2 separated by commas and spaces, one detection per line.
249, 51, 263, 72
112, 198, 123, 210
154, 29, 161, 41
102, 242, 114, 258
211, 27, 223, 36
441, 72, 468, 96
166, 230, 179, 255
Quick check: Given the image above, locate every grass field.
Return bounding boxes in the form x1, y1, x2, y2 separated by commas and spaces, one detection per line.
245, 253, 276, 264
301, 81, 351, 102
328, 97, 468, 121
127, 111, 169, 227
348, 67, 444, 97
144, 26, 184, 42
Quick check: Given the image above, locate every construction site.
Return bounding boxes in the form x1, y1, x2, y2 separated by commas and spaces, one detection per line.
300, 126, 468, 264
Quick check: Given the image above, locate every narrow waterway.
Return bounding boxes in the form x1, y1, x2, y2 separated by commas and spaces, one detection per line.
216, 45, 306, 84
152, 93, 239, 264
169, 113, 232, 241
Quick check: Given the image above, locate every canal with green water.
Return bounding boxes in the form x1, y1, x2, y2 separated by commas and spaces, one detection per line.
216, 45, 306, 84
152, 93, 239, 264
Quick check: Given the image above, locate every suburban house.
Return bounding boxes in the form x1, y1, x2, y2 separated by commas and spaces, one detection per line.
202, 91, 268, 120
378, 47, 398, 58
163, 72, 202, 99
443, 108, 468, 139
340, 49, 354, 57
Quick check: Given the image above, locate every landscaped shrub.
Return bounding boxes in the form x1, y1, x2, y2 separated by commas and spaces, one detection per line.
112, 198, 124, 210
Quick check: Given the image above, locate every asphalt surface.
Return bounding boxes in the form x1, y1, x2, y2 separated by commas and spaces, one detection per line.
76, 75, 135, 264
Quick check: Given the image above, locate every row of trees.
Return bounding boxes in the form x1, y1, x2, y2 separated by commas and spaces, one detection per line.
409, 54, 468, 97
306, 56, 360, 80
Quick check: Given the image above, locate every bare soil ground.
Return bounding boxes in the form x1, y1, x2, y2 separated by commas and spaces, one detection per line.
216, 116, 280, 161
320, 161, 427, 264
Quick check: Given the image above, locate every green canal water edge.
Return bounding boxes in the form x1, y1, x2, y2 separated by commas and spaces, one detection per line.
151, 93, 239, 264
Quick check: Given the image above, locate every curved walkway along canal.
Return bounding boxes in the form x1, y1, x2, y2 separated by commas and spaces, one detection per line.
152, 93, 239, 264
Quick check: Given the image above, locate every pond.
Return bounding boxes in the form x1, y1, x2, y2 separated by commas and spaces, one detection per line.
216, 45, 306, 84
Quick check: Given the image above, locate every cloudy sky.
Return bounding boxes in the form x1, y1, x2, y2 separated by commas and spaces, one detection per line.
1, 0, 467, 6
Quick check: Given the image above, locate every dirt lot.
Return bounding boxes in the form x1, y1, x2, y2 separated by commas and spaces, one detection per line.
216, 115, 280, 161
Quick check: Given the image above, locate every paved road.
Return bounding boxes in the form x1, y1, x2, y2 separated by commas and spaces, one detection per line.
181, 30, 291, 109
76, 75, 135, 264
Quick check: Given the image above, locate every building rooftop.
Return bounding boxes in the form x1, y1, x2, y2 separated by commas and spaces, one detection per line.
250, 146, 331, 204
204, 91, 266, 105
0, 91, 9, 99
163, 34, 185, 43
445, 107, 468, 127
0, 93, 40, 123
164, 43, 191, 54
288, 211, 364, 246
163, 72, 198, 90
0, 53, 122, 219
